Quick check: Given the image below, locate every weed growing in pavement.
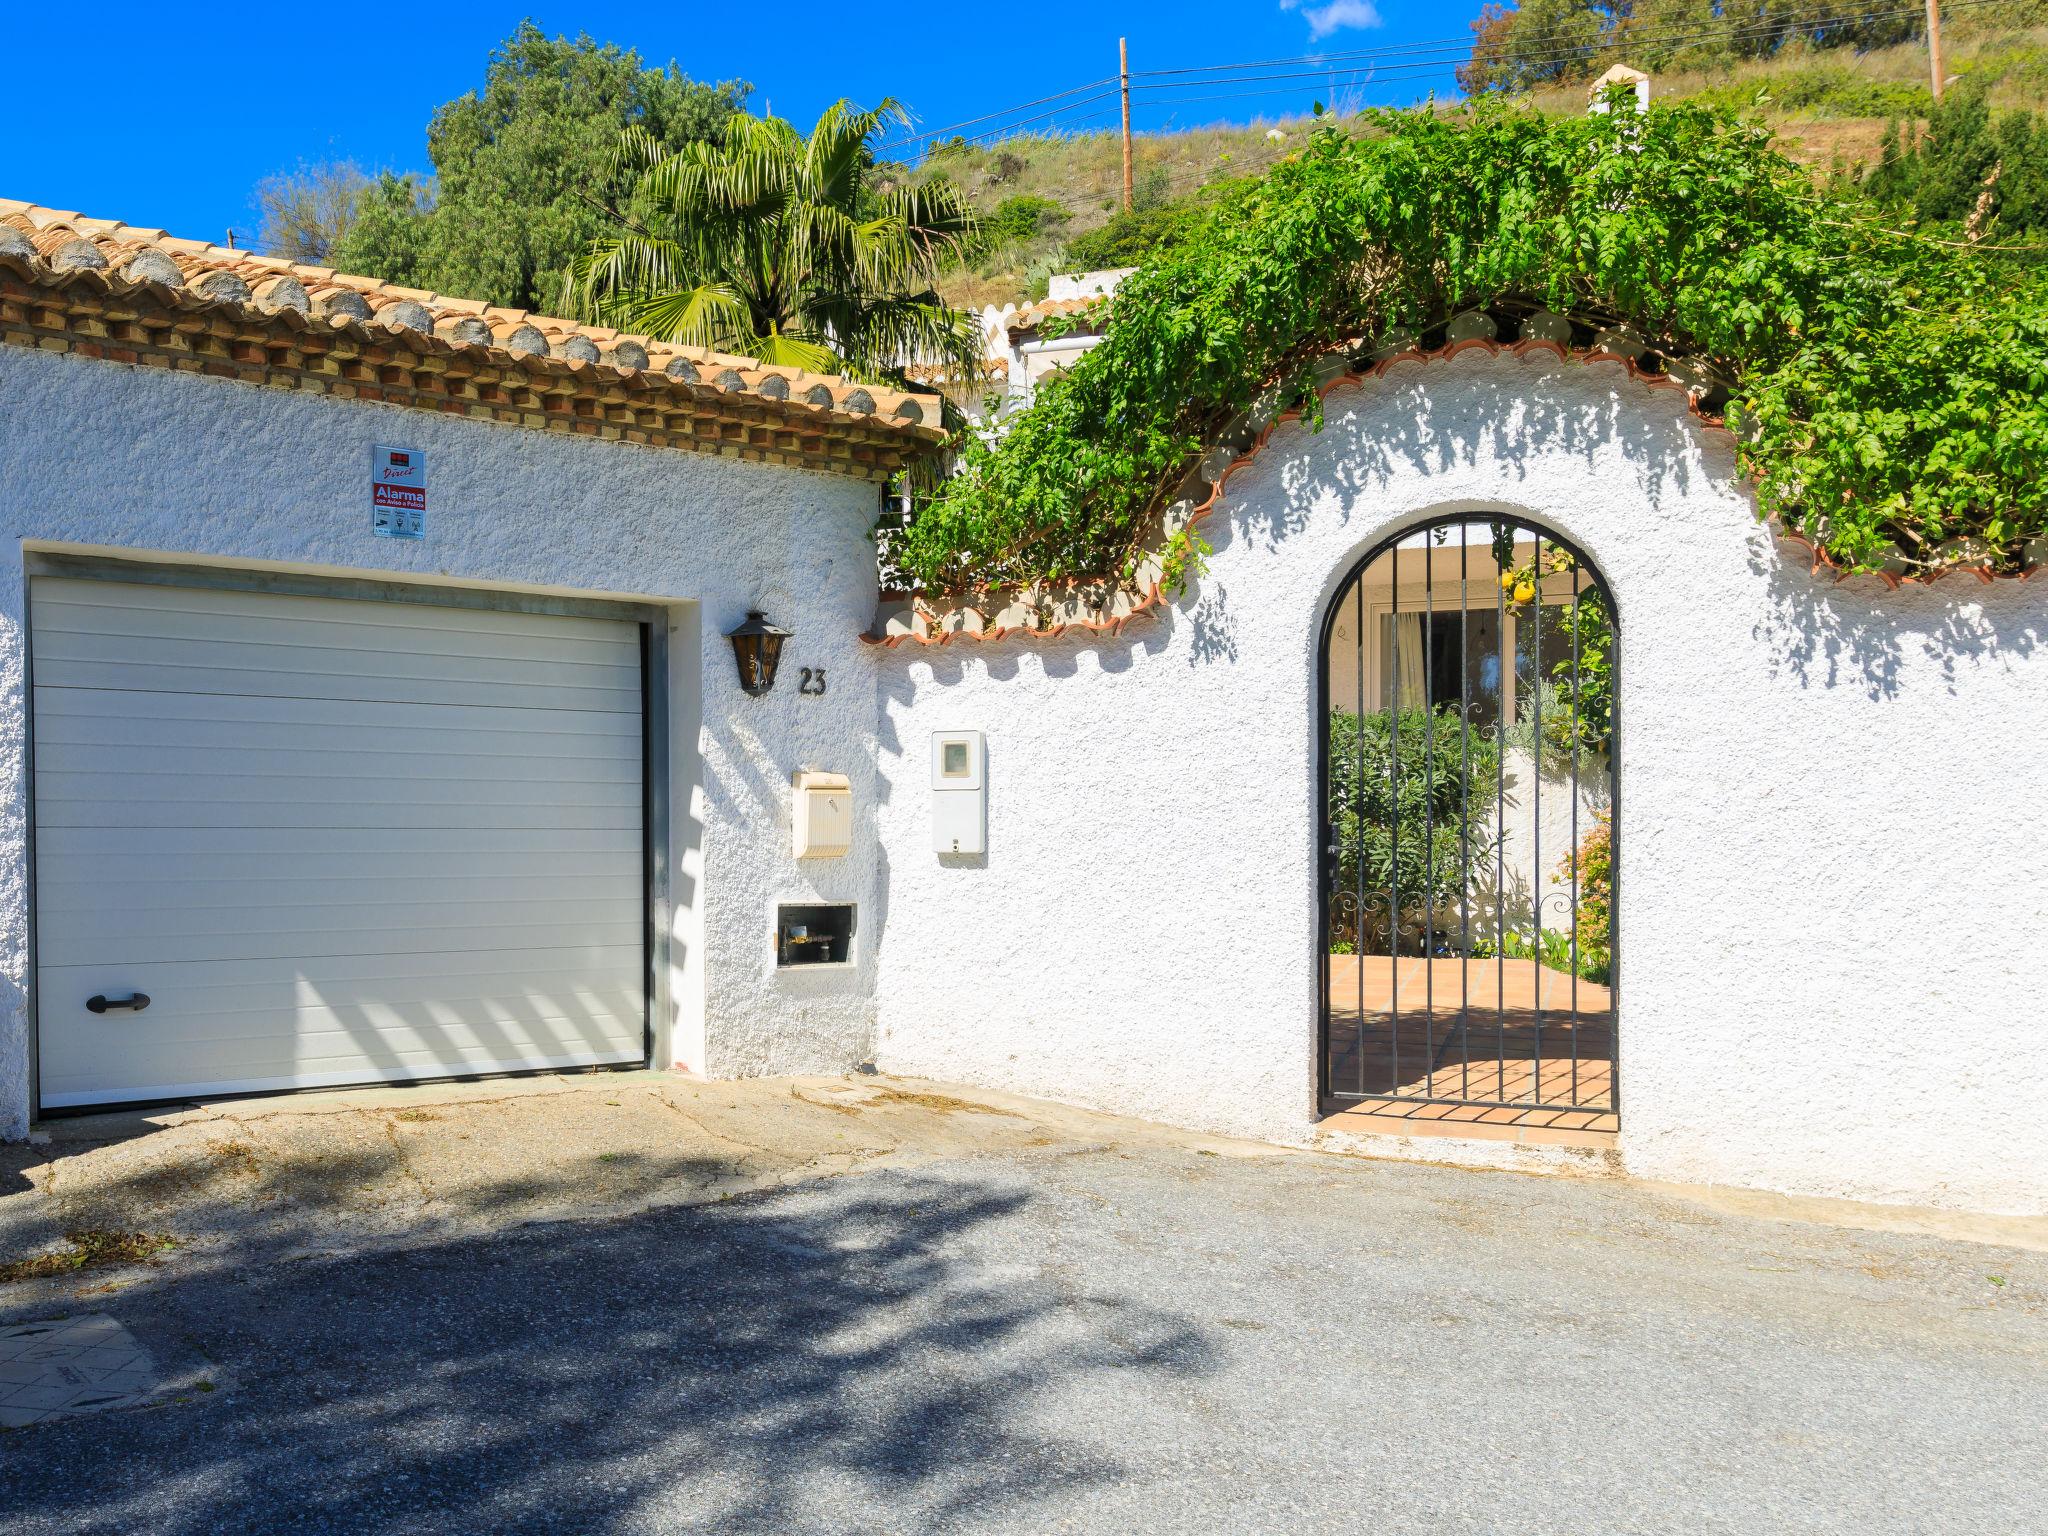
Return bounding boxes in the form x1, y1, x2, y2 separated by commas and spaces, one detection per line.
0, 1228, 178, 1284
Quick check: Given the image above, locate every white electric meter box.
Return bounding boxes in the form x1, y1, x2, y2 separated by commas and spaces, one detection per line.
792, 770, 853, 858
930, 731, 986, 855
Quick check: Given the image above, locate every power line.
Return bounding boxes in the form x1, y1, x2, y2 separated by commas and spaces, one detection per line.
1135, 84, 1376, 110
900, 0, 1987, 161
880, 77, 1120, 153
940, 93, 1128, 151
1132, 33, 1489, 79
1125, 0, 1969, 98
1139, 0, 1970, 83
890, 36, 1474, 151
900, 88, 1126, 152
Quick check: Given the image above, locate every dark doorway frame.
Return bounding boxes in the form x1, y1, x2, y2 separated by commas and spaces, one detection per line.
1314, 512, 1621, 1124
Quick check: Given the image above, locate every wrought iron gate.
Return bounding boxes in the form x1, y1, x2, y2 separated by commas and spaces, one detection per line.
1318, 514, 1618, 1127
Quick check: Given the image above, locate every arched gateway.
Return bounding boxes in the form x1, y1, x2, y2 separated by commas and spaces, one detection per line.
872, 340, 2046, 1214
1319, 513, 1617, 1131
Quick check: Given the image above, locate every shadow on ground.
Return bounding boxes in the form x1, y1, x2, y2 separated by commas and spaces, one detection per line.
0, 1077, 997, 1277
0, 1167, 1215, 1534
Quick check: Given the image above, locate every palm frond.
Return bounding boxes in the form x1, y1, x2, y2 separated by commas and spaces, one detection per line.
708, 113, 801, 211
575, 95, 980, 400
837, 292, 985, 378
804, 98, 904, 210
607, 123, 674, 188
748, 331, 844, 373
566, 232, 695, 325
626, 283, 752, 350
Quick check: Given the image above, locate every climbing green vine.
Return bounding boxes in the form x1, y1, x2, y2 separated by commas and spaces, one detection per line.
896, 99, 2048, 595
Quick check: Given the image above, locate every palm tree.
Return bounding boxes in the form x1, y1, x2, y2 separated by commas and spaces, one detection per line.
568, 98, 983, 393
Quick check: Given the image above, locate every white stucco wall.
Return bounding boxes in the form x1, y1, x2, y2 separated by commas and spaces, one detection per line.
871, 347, 2048, 1216
0, 345, 887, 1135
8, 341, 2042, 1218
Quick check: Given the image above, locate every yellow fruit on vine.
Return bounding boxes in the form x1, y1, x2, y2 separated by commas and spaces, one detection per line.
1499, 571, 1516, 590
1514, 581, 1536, 603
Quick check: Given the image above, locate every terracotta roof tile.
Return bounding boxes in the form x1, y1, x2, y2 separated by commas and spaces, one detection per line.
867, 326, 2026, 646
0, 196, 947, 479
1004, 295, 1107, 337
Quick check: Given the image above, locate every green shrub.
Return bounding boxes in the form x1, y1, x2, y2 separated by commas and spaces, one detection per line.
1465, 813, 1612, 984
1328, 707, 1502, 954
1062, 198, 1213, 269
1565, 814, 1614, 985
978, 194, 1070, 253
1688, 69, 1930, 121
902, 102, 2048, 596
1865, 81, 2048, 238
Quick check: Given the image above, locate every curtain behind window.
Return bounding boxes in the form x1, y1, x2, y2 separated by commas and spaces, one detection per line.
1385, 613, 1427, 712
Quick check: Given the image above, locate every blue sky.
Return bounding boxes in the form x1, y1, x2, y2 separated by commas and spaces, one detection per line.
3, 3, 1477, 246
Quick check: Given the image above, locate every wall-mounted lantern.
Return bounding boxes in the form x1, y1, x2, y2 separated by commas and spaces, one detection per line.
726, 610, 791, 696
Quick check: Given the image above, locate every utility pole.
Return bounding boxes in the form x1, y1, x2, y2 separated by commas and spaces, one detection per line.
1925, 0, 1946, 103
1120, 37, 1134, 213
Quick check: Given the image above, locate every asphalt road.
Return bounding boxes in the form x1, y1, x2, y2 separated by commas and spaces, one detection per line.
1, 1080, 2043, 1534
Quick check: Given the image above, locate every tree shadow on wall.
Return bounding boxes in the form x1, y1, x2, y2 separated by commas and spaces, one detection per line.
1226, 360, 1706, 562
868, 617, 1175, 783
1210, 359, 2042, 695
0, 1170, 1217, 1534
1169, 360, 1710, 669
1747, 526, 2043, 701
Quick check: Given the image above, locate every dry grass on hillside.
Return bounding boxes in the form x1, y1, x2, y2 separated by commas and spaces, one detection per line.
924, 120, 1314, 310
1528, 26, 2047, 119
928, 22, 2048, 310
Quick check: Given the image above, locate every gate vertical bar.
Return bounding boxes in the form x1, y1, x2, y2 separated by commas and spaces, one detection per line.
1608, 567, 1620, 1121
1495, 529, 1508, 1105
1388, 540, 1401, 1096
1459, 521, 1472, 1101
1423, 543, 1435, 1097
1531, 541, 1544, 1109
1569, 559, 1582, 1109
1354, 572, 1366, 1099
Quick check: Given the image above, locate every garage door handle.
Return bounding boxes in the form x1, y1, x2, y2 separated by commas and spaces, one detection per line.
86, 993, 151, 1014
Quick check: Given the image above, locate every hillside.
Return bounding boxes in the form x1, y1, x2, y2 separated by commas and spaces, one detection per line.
926, 20, 2048, 311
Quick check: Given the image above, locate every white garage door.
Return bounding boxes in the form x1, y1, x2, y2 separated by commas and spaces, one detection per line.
31, 575, 649, 1109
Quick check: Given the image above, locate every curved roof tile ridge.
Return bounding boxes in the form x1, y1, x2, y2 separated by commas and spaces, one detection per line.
0, 196, 947, 443
1005, 294, 1107, 337
866, 330, 2035, 647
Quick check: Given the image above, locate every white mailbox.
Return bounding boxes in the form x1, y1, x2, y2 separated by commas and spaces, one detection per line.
930, 731, 985, 855
792, 770, 853, 858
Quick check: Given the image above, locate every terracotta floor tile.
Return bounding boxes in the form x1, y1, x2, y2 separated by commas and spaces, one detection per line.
1327, 954, 1616, 1121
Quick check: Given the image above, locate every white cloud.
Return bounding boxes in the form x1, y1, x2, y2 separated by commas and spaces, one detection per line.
1279, 0, 1383, 39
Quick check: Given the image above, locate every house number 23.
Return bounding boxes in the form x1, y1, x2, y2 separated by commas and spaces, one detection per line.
798, 667, 827, 696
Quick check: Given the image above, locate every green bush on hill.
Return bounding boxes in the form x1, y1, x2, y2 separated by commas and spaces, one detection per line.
1865, 80, 2048, 238
1460, 0, 1934, 95
1684, 68, 1931, 121
1062, 178, 1260, 271
1062, 203, 1203, 269
976, 195, 1070, 253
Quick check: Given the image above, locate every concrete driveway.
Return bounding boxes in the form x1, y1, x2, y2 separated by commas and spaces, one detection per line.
0, 1072, 2043, 1534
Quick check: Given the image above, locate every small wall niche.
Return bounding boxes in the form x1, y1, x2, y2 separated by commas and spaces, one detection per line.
776, 902, 856, 967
